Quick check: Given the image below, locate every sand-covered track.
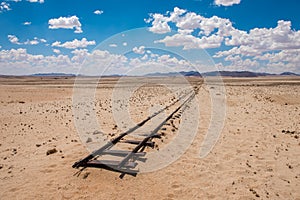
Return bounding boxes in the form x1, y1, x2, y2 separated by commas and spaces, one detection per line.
72, 86, 199, 178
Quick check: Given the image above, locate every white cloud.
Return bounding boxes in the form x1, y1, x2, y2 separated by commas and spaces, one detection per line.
23, 21, 31, 25
175, 12, 203, 30
71, 49, 88, 63
27, 0, 44, 3
122, 42, 127, 46
156, 33, 223, 49
48, 16, 82, 33
24, 39, 39, 45
132, 46, 145, 54
214, 0, 241, 6
148, 13, 171, 34
8, 35, 20, 44
109, 44, 117, 47
8, 35, 46, 45
144, 18, 152, 24
214, 46, 261, 58
53, 49, 60, 54
51, 38, 96, 49
169, 7, 186, 22
94, 10, 103, 15
40, 38, 47, 43
213, 20, 300, 59
146, 7, 300, 73
6, 0, 43, 2
199, 16, 234, 36
255, 49, 300, 71
148, 8, 235, 49
0, 47, 195, 75
125, 53, 193, 75
148, 8, 237, 48
0, 2, 11, 13
141, 54, 148, 61
225, 20, 300, 51
225, 55, 259, 68
0, 48, 78, 75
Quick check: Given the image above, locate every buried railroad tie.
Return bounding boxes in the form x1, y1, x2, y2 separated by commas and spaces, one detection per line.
122, 140, 155, 148
102, 149, 146, 157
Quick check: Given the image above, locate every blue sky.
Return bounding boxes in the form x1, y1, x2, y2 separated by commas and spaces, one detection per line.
0, 0, 299, 75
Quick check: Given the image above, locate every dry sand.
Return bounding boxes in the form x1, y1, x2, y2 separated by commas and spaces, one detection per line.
0, 76, 299, 199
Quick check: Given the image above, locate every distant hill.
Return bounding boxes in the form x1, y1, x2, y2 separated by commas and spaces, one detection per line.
280, 72, 300, 76
31, 73, 76, 77
145, 70, 299, 77
146, 71, 201, 77
1, 71, 298, 77
202, 71, 276, 77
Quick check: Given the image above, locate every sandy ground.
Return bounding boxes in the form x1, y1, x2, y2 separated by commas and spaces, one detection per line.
0, 76, 299, 200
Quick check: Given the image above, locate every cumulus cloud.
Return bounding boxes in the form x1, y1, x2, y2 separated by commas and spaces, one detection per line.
214, 0, 241, 6
8, 35, 46, 45
0, 48, 80, 75
51, 38, 96, 49
53, 49, 61, 54
0, 2, 11, 13
146, 7, 300, 73
156, 33, 223, 49
148, 13, 171, 34
48, 16, 82, 33
94, 10, 103, 15
0, 47, 195, 76
132, 46, 145, 54
225, 20, 300, 50
148, 7, 238, 48
71, 49, 89, 63
24, 39, 39, 45
8, 35, 20, 44
255, 49, 300, 71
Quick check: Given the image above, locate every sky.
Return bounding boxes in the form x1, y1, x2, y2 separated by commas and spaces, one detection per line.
0, 0, 300, 75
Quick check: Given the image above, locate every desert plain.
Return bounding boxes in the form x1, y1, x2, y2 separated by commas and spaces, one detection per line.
0, 76, 299, 199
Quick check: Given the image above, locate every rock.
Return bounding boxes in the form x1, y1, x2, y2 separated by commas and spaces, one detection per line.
86, 137, 92, 143
83, 172, 90, 179
93, 130, 103, 135
46, 148, 57, 155
36, 144, 41, 147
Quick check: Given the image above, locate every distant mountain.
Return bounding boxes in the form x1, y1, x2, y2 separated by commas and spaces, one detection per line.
31, 73, 76, 77
6, 71, 297, 77
146, 71, 201, 77
145, 70, 300, 77
202, 71, 276, 77
280, 72, 300, 76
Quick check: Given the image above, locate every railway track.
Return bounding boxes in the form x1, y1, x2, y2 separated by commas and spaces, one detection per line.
73, 85, 200, 178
